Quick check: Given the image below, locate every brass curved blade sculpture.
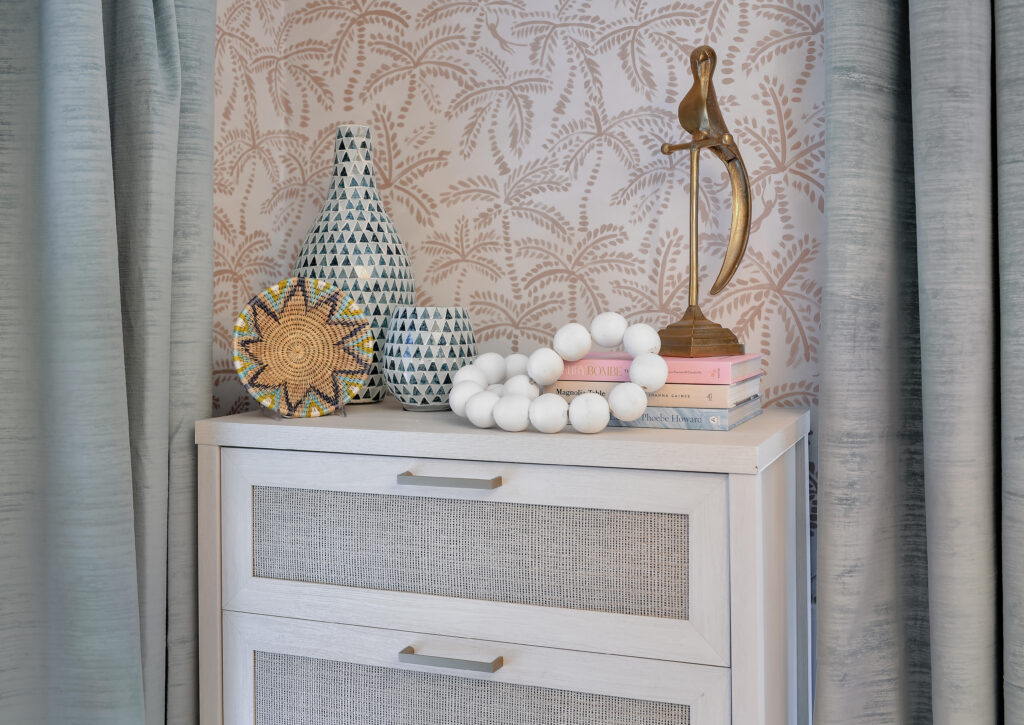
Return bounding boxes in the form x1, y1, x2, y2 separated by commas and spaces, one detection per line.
658, 45, 752, 357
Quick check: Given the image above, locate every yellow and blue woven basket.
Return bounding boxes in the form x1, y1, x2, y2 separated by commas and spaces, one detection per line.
233, 277, 374, 418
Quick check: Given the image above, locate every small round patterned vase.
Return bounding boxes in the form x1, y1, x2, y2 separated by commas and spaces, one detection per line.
383, 306, 478, 411
292, 124, 416, 404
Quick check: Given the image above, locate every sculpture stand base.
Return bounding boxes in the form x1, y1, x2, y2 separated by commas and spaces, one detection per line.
658, 304, 745, 358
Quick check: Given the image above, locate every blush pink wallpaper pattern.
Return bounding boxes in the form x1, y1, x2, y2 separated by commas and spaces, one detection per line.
213, 0, 823, 516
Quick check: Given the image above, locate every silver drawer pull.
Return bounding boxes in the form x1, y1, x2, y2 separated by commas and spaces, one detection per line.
396, 471, 502, 489
398, 646, 504, 673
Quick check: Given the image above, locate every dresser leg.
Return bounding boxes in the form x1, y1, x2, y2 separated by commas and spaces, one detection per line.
730, 443, 809, 725
792, 436, 813, 725
198, 445, 223, 725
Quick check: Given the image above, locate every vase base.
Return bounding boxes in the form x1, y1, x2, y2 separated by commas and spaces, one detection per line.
399, 403, 451, 412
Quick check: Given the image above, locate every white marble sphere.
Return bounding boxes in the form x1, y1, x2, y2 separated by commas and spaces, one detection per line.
448, 381, 485, 417
622, 323, 662, 356
527, 347, 565, 386
590, 312, 629, 348
452, 364, 487, 388
552, 322, 592, 361
493, 395, 532, 432
528, 393, 569, 434
629, 352, 669, 391
568, 393, 611, 434
465, 390, 501, 428
505, 353, 529, 378
475, 352, 508, 385
608, 382, 648, 422
503, 374, 541, 400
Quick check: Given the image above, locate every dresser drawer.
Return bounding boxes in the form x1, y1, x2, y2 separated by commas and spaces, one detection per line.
224, 611, 729, 724
221, 448, 729, 666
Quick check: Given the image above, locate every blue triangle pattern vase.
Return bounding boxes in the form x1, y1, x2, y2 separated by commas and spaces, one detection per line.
292, 125, 416, 403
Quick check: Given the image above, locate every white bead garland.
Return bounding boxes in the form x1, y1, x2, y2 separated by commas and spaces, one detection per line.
454, 312, 668, 434
475, 352, 507, 385
504, 353, 529, 378
590, 312, 628, 347
629, 352, 669, 391
528, 393, 569, 433
552, 322, 592, 361
568, 393, 610, 434
493, 395, 532, 432
452, 365, 488, 388
449, 380, 485, 417
622, 323, 662, 356
607, 382, 647, 422
526, 347, 564, 386
503, 374, 541, 400
465, 390, 501, 428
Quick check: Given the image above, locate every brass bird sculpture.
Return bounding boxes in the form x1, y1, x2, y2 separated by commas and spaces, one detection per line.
657, 45, 752, 357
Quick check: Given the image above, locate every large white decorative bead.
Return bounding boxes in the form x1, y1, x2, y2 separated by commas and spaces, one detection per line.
488, 383, 505, 396
475, 352, 507, 385
568, 393, 610, 434
528, 393, 569, 434
629, 352, 669, 391
503, 374, 541, 400
608, 382, 648, 421
449, 381, 485, 417
493, 395, 532, 432
590, 312, 628, 348
552, 323, 592, 361
527, 347, 565, 386
465, 390, 501, 428
452, 364, 487, 388
622, 323, 662, 356
505, 353, 529, 378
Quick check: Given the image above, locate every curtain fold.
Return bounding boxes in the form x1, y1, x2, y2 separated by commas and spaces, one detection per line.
164, 3, 215, 721
0, 1, 213, 723
818, 0, 929, 720
997, 0, 1024, 717
819, 0, 1014, 722
908, 2, 999, 721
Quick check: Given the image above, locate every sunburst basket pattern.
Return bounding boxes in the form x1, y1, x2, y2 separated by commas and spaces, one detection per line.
233, 277, 374, 418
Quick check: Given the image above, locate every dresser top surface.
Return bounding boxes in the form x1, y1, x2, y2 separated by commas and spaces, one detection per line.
197, 398, 809, 474
196, 399, 808, 474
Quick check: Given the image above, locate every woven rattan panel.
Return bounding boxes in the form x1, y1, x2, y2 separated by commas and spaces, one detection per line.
252, 486, 688, 620
254, 651, 690, 725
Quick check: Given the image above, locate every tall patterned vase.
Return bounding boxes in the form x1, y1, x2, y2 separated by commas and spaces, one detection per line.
292, 125, 416, 403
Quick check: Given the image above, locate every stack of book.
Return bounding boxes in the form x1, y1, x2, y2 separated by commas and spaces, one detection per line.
546, 352, 763, 431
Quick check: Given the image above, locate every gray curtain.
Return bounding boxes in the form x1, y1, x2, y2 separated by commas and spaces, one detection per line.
818, 0, 1020, 722
0, 1, 214, 723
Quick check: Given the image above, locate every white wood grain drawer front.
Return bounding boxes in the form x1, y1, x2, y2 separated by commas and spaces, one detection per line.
224, 611, 729, 725
221, 447, 729, 666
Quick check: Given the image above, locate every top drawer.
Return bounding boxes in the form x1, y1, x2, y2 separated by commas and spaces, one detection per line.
220, 448, 729, 666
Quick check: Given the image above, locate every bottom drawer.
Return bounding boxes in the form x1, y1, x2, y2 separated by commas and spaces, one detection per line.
223, 612, 729, 724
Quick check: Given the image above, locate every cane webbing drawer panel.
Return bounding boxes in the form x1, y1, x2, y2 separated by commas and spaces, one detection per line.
253, 650, 691, 725
252, 485, 689, 620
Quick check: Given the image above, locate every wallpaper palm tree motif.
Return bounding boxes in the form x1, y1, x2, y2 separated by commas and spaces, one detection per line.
213, 0, 824, 549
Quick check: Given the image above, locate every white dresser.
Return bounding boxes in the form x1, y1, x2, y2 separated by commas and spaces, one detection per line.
196, 400, 811, 725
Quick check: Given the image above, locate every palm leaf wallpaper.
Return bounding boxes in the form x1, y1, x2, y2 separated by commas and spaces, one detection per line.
213, 0, 823, 556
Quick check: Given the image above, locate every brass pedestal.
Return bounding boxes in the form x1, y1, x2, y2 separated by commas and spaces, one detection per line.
658, 304, 744, 358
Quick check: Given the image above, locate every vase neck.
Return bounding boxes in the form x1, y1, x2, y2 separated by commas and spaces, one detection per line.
331, 126, 376, 189
331, 155, 376, 188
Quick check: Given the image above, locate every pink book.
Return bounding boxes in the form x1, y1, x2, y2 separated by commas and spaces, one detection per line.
560, 352, 762, 385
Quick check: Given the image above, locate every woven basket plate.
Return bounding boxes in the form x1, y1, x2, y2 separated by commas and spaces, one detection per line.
233, 277, 373, 418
